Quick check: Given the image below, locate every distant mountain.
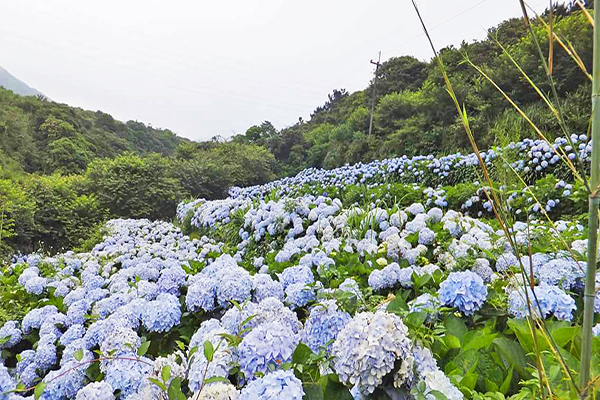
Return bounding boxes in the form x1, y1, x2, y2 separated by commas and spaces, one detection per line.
0, 66, 45, 97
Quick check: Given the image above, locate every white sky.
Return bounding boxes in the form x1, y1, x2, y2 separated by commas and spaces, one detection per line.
0, 0, 553, 142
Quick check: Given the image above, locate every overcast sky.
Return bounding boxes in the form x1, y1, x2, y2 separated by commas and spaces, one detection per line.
0, 0, 553, 142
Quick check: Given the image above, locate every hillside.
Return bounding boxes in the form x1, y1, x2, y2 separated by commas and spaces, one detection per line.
0, 66, 44, 97
0, 86, 190, 175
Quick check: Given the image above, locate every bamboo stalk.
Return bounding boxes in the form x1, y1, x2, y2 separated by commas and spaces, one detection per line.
580, 0, 600, 396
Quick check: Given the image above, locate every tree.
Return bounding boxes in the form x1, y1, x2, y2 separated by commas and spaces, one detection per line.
85, 153, 183, 220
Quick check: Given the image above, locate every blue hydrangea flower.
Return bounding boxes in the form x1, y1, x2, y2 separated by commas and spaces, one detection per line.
508, 282, 576, 321
280, 265, 314, 289
66, 299, 91, 326
94, 293, 130, 319
239, 369, 304, 400
216, 267, 253, 308
100, 326, 141, 356
186, 275, 217, 312
141, 293, 181, 332
438, 271, 487, 316
35, 341, 58, 372
59, 324, 86, 347
189, 319, 223, 351
76, 381, 115, 400
418, 228, 435, 245
258, 297, 303, 331
0, 362, 16, 396
593, 323, 600, 337
422, 370, 464, 400
24, 276, 47, 295
0, 321, 22, 349
409, 293, 440, 319
22, 305, 58, 334
238, 321, 299, 380
62, 339, 93, 367
473, 258, 494, 283
332, 312, 412, 394
368, 264, 413, 291
101, 356, 152, 398
18, 266, 39, 286
538, 259, 583, 290
301, 300, 351, 353
157, 266, 187, 295
253, 273, 284, 303
41, 361, 86, 399
220, 302, 258, 336
64, 288, 87, 307
192, 382, 239, 399
285, 283, 316, 309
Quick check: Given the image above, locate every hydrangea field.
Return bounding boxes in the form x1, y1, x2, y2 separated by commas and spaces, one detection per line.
1, 135, 599, 400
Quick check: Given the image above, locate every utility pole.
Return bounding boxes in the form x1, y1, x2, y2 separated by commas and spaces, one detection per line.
368, 51, 382, 136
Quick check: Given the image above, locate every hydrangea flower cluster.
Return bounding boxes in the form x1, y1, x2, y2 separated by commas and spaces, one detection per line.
331, 312, 412, 394
238, 321, 299, 380
438, 271, 488, 316
239, 369, 304, 400
301, 300, 351, 353
507, 282, 577, 321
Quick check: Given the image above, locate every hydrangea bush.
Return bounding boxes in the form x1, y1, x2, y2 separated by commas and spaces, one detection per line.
0, 136, 597, 399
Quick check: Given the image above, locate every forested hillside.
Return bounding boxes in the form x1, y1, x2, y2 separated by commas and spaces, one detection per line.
0, 87, 189, 176
235, 3, 592, 177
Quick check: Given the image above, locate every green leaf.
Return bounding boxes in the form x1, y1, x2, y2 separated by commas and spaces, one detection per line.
303, 382, 324, 400
499, 367, 513, 395
320, 374, 354, 399
405, 311, 427, 328
240, 314, 258, 328
204, 376, 230, 385
427, 390, 450, 400
188, 346, 199, 362
148, 377, 167, 391
444, 315, 467, 342
444, 334, 461, 349
386, 295, 408, 314
161, 365, 171, 384
549, 326, 579, 348
462, 331, 497, 352
137, 340, 151, 357
485, 378, 499, 393
73, 349, 84, 362
292, 343, 314, 364
167, 377, 185, 400
35, 382, 47, 400
459, 373, 478, 391
203, 340, 214, 362
493, 337, 529, 379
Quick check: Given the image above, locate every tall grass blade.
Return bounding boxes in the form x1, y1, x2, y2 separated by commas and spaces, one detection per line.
548, 1, 554, 76
580, 0, 600, 395
527, 5, 592, 80
575, 0, 595, 26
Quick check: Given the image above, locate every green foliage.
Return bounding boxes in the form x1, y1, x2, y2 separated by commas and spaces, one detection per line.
85, 153, 182, 220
